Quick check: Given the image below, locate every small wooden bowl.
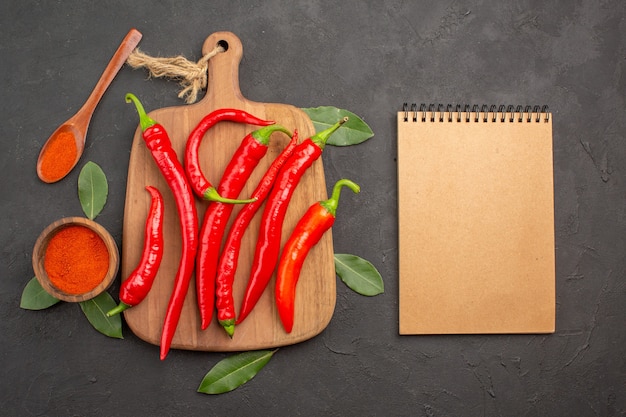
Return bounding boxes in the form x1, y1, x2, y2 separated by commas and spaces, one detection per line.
32, 217, 119, 302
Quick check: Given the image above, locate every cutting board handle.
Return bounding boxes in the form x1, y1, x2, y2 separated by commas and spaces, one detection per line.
200, 31, 246, 107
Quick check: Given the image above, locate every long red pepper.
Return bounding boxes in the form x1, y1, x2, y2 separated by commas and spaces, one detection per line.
215, 131, 299, 336
125, 93, 198, 360
185, 109, 275, 202
107, 186, 164, 317
275, 179, 360, 333
196, 124, 292, 331
237, 117, 348, 325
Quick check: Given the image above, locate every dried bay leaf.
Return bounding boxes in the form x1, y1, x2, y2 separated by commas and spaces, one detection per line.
78, 161, 108, 220
79, 292, 123, 339
20, 277, 61, 310
301, 106, 374, 146
334, 254, 384, 296
198, 350, 276, 394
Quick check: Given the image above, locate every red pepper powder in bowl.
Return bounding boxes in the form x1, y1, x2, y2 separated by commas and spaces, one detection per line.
44, 225, 109, 294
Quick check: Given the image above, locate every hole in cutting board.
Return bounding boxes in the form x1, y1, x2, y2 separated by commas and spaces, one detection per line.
218, 40, 229, 51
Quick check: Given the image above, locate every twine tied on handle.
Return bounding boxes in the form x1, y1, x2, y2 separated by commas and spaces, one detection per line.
126, 44, 225, 104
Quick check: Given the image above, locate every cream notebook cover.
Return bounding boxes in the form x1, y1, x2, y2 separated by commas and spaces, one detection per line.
398, 104, 555, 334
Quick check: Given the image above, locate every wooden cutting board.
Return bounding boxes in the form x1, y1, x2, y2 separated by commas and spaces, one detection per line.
122, 31, 335, 352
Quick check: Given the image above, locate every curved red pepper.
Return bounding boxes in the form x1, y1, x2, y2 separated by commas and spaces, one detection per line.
107, 185, 164, 316
126, 93, 198, 360
184, 109, 274, 203
196, 124, 292, 331
215, 131, 299, 336
275, 179, 360, 333
237, 117, 348, 325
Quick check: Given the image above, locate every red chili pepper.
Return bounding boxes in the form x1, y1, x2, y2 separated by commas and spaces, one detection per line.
215, 131, 299, 337
237, 117, 348, 325
184, 108, 274, 202
107, 185, 164, 317
196, 124, 292, 331
125, 93, 198, 360
275, 179, 360, 333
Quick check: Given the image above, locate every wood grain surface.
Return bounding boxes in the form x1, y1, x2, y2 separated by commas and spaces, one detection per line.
122, 31, 335, 352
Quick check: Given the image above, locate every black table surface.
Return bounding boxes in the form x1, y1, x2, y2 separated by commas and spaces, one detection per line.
2, 1, 624, 416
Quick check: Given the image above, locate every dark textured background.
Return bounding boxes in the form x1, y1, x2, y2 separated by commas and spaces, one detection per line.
1, 1, 625, 416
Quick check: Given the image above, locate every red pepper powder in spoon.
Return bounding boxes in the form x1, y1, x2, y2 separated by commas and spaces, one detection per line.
38, 131, 78, 182
44, 225, 109, 294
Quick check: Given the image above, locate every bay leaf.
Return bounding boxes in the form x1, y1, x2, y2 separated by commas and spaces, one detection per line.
198, 350, 276, 394
301, 106, 374, 146
78, 161, 108, 220
79, 292, 123, 339
20, 277, 61, 310
334, 253, 384, 296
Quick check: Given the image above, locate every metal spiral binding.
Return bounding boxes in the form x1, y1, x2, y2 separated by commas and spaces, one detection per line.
402, 103, 550, 123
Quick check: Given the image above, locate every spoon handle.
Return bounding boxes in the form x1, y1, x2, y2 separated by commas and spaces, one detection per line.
79, 28, 143, 117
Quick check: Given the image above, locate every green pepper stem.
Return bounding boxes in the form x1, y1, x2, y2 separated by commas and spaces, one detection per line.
320, 178, 360, 216
311, 117, 349, 149
251, 124, 293, 146
203, 187, 257, 204
106, 302, 131, 317
219, 319, 235, 338
125, 93, 158, 131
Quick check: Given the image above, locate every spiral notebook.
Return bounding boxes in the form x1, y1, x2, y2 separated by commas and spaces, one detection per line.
398, 104, 555, 335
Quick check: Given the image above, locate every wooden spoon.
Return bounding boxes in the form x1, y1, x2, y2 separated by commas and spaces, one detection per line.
36, 28, 142, 183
